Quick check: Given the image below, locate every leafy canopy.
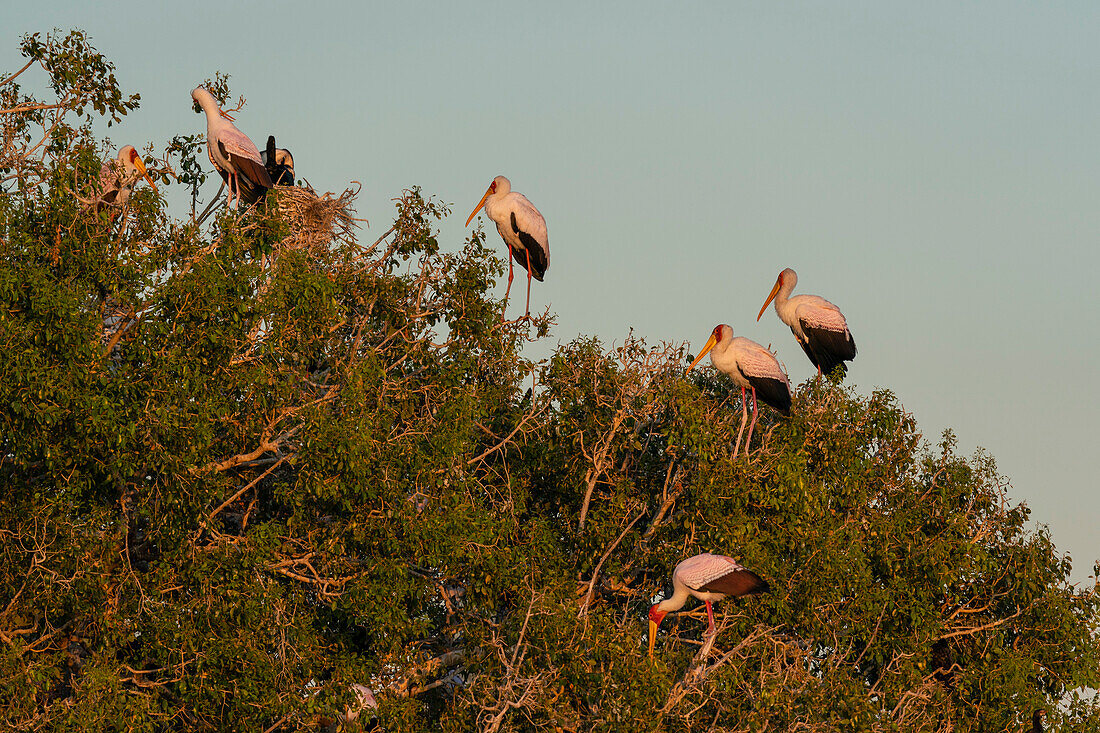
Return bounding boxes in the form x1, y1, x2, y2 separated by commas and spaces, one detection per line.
1, 29, 1097, 733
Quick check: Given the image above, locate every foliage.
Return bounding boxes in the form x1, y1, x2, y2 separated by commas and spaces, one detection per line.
1, 30, 1098, 733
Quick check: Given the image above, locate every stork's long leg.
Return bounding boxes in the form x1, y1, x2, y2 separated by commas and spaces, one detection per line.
229, 170, 241, 208
733, 386, 748, 457
502, 242, 515, 319
705, 601, 717, 635
745, 386, 759, 452
524, 247, 533, 318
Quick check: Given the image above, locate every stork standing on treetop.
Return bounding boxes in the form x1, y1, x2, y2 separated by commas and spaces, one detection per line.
90, 145, 158, 212
191, 87, 272, 208
648, 553, 769, 658
758, 268, 856, 377
687, 324, 792, 457
464, 175, 549, 319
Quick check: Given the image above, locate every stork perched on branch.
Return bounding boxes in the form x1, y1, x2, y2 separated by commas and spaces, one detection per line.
758, 268, 856, 377
191, 87, 272, 207
89, 145, 157, 213
648, 553, 769, 658
687, 324, 792, 457
465, 175, 549, 319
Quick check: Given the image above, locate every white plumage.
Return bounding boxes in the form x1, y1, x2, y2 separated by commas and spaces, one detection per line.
191, 87, 272, 207
688, 324, 792, 457
758, 268, 856, 376
465, 175, 549, 318
647, 553, 768, 657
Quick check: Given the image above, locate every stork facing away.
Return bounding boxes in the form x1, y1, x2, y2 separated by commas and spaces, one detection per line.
191, 87, 272, 207
465, 175, 549, 319
261, 135, 294, 186
648, 553, 769, 658
758, 268, 856, 377
688, 324, 792, 457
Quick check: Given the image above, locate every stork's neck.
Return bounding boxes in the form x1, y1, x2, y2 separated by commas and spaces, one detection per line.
482, 191, 506, 223
655, 576, 692, 614
775, 277, 797, 309
194, 96, 220, 119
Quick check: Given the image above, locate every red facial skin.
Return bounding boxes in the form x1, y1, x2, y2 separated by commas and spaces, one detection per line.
648, 605, 668, 626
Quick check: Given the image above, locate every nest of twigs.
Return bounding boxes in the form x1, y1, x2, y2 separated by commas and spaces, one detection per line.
270, 182, 363, 257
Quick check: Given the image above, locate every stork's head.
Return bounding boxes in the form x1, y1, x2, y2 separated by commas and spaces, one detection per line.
758, 268, 797, 321
191, 86, 212, 113
465, 175, 509, 227
687, 324, 729, 372
120, 145, 157, 193
647, 605, 669, 658
490, 175, 510, 195
191, 86, 234, 120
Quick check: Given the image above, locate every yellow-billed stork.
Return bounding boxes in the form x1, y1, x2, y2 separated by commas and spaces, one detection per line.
688, 324, 792, 457
464, 175, 549, 318
261, 135, 294, 186
191, 87, 272, 207
648, 553, 769, 658
758, 268, 856, 377
92, 145, 157, 210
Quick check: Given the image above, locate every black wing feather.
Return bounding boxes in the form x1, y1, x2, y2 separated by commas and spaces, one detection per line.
510, 211, 547, 281
219, 141, 273, 204
697, 568, 770, 597
801, 322, 857, 376
739, 368, 792, 415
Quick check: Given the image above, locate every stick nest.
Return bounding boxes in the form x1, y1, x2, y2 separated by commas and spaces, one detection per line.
271, 183, 363, 257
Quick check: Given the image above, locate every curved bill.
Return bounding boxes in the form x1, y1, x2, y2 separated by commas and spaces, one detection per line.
133, 156, 158, 193
757, 278, 782, 321
464, 185, 493, 227
686, 333, 718, 371
648, 620, 658, 658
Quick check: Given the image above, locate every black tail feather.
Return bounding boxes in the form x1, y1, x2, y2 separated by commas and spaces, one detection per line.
803, 326, 856, 377
744, 374, 792, 415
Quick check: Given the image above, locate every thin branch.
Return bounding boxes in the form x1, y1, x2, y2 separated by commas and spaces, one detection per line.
578, 508, 646, 617
0, 102, 66, 115
206, 455, 287, 521
0, 59, 35, 88
467, 405, 546, 466
938, 606, 1025, 641
578, 410, 627, 532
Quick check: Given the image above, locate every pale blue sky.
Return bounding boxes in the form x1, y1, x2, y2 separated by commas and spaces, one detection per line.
6, 3, 1098, 581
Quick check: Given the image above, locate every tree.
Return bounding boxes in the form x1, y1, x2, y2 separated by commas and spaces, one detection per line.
1, 30, 1097, 732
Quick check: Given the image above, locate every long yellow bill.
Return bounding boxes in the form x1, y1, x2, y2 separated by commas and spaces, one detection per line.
757, 278, 782, 321
686, 333, 718, 371
133, 156, 158, 193
464, 185, 493, 227
648, 619, 658, 658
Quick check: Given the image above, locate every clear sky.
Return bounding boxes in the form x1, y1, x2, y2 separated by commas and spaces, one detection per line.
5, 3, 1098, 581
